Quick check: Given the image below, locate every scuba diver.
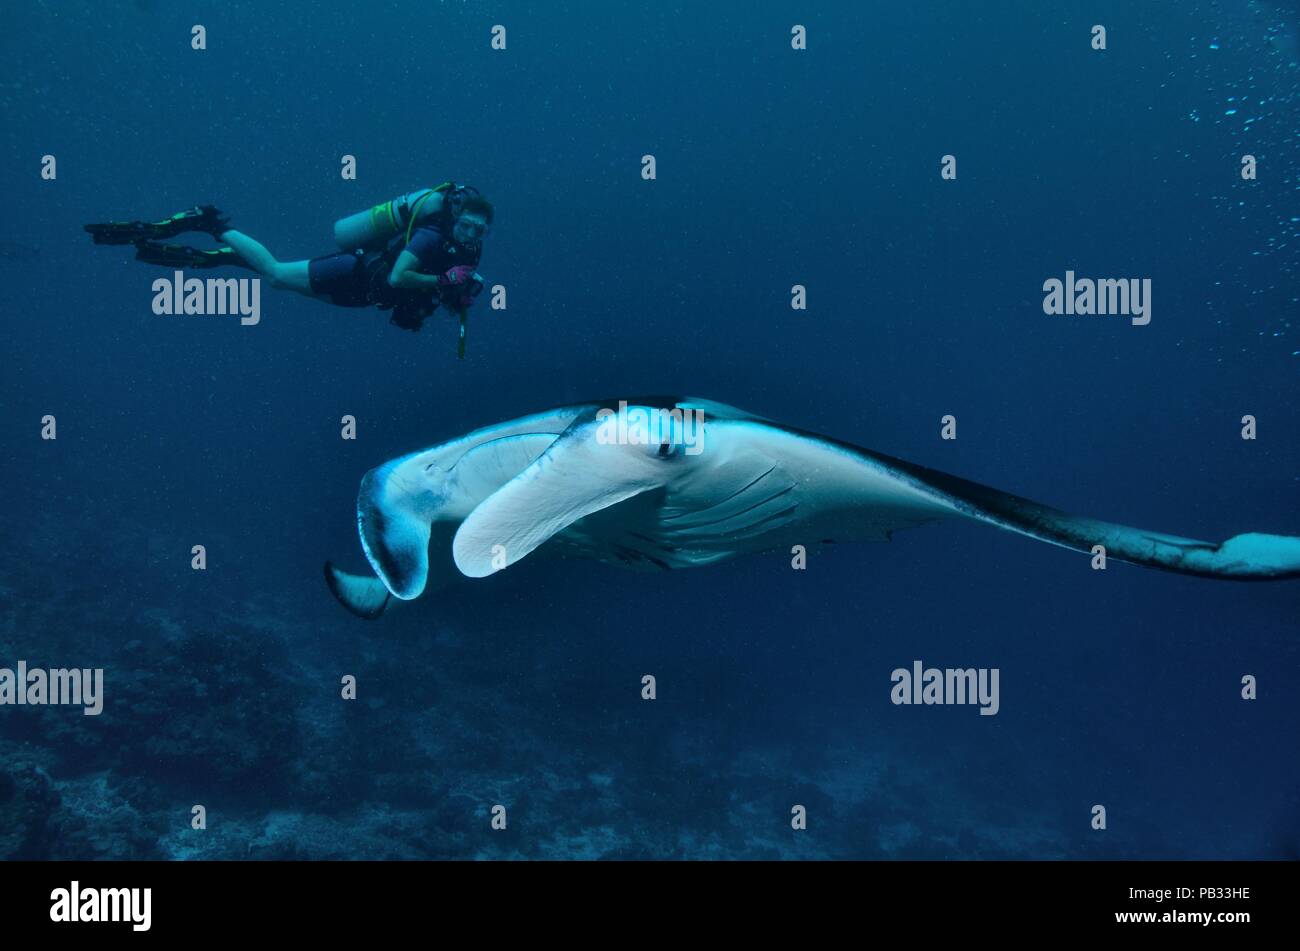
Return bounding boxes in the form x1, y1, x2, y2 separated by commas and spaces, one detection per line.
84, 183, 492, 351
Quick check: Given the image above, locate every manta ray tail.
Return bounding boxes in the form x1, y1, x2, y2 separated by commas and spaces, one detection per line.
324, 561, 393, 619
881, 453, 1300, 580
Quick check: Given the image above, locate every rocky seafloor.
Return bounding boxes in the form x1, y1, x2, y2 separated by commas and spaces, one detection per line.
0, 601, 1086, 859
0, 501, 1188, 861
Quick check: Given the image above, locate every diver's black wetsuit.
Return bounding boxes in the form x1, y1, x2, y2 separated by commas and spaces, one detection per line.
309, 222, 483, 330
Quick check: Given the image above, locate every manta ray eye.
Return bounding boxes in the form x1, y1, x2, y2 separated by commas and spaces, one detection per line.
657, 441, 679, 459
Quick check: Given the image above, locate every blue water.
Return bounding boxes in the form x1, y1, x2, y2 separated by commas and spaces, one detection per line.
1, 0, 1297, 859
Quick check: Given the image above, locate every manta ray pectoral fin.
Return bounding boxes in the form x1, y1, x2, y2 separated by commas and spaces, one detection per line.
1195, 532, 1300, 578
993, 511, 1300, 580
878, 453, 1300, 580
452, 423, 661, 578
323, 561, 393, 619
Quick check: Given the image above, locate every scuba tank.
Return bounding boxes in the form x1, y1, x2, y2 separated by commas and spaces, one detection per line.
333, 182, 480, 252
333, 188, 435, 252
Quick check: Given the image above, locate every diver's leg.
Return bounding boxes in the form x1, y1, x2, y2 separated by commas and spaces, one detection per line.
218, 230, 313, 295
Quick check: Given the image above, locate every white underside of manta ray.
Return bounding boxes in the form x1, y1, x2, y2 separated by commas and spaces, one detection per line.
324, 396, 1300, 619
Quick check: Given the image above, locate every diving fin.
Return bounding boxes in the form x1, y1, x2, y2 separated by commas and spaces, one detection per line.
133, 241, 250, 270
84, 205, 231, 245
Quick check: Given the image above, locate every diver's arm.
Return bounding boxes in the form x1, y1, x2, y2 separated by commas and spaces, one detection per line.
388, 250, 443, 291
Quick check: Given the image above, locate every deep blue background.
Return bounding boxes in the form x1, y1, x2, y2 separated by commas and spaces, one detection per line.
0, 1, 1296, 858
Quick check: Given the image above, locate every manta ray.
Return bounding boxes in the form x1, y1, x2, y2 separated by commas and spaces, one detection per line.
324, 397, 1300, 619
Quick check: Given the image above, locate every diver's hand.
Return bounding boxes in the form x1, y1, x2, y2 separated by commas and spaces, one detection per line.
439, 264, 477, 286
440, 267, 484, 310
